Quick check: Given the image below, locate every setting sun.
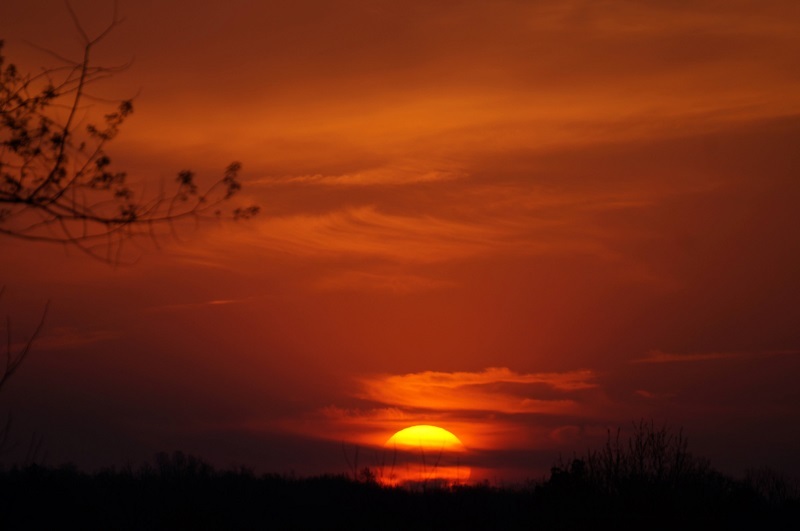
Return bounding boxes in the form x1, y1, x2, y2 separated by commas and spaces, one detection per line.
385, 425, 467, 452
382, 425, 470, 487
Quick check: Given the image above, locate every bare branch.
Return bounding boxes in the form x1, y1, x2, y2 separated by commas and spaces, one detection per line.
0, 300, 49, 394
64, 0, 90, 44
22, 40, 81, 66
0, 6, 259, 264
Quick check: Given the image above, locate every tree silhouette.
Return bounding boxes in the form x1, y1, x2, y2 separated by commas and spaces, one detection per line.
0, 284, 48, 457
0, 3, 259, 262
0, 2, 260, 450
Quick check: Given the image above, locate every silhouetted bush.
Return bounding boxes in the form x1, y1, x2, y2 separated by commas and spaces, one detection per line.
0, 438, 798, 530
534, 420, 796, 529
746, 466, 800, 507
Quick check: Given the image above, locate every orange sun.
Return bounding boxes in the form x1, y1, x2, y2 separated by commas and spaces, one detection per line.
381, 425, 470, 488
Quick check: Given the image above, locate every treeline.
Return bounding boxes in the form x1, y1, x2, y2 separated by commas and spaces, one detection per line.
1, 423, 798, 530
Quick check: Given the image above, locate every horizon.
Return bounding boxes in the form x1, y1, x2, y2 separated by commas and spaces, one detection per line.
1, 0, 799, 484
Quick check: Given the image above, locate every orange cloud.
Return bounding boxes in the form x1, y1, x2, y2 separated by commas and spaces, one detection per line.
203, 206, 513, 264
314, 270, 454, 293
174, 183, 659, 271
632, 349, 800, 364
254, 159, 466, 187
271, 367, 604, 452
146, 297, 255, 313
356, 367, 597, 415
320, 406, 410, 423
12, 326, 117, 351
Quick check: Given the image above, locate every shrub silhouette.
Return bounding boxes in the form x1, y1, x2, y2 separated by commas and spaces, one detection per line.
0, 431, 798, 530
548, 419, 713, 494
535, 420, 784, 528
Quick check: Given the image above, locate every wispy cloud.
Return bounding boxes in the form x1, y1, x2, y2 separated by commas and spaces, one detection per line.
314, 270, 454, 293
320, 406, 410, 422
191, 191, 645, 267
357, 367, 598, 415
632, 349, 800, 364
241, 206, 514, 263
174, 175, 721, 296
272, 367, 603, 450
256, 160, 466, 187
15, 326, 116, 351
147, 297, 255, 313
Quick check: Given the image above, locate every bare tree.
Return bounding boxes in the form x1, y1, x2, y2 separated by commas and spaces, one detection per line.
0, 2, 260, 455
1, 2, 259, 262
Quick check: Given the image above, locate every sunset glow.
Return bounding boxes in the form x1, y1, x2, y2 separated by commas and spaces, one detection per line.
1, 0, 799, 486
382, 425, 470, 487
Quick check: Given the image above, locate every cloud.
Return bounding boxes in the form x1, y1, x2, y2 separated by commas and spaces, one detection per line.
147, 297, 255, 313
271, 367, 606, 452
631, 349, 800, 364
356, 367, 598, 415
229, 206, 515, 264
313, 270, 454, 293
14, 326, 116, 352
256, 160, 466, 187
320, 406, 409, 422
184, 183, 657, 270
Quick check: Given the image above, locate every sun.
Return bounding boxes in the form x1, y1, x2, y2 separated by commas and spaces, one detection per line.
385, 425, 467, 452
381, 425, 470, 488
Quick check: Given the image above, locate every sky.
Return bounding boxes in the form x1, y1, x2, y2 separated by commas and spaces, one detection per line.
1, 0, 799, 483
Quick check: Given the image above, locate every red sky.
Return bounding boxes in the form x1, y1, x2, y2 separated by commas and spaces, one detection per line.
1, 0, 799, 482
